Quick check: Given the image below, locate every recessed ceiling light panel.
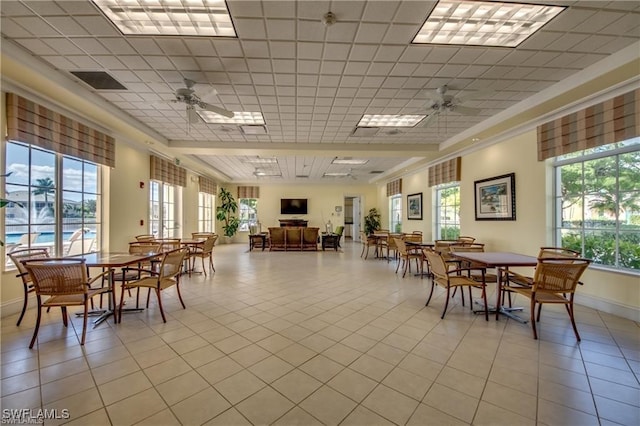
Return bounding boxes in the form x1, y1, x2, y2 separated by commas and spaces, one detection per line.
93, 0, 236, 36
198, 111, 265, 125
244, 157, 278, 164
332, 158, 369, 165
412, 0, 565, 47
358, 115, 425, 127
323, 172, 350, 177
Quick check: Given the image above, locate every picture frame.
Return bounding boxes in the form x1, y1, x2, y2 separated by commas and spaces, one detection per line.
474, 173, 516, 221
407, 192, 423, 220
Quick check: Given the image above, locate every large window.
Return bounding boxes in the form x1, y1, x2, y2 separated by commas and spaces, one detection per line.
555, 139, 640, 273
239, 198, 258, 232
390, 195, 402, 233
4, 141, 102, 264
198, 192, 214, 233
150, 181, 181, 238
435, 183, 460, 239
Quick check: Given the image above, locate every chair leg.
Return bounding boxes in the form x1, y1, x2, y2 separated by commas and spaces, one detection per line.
118, 285, 127, 323
568, 296, 581, 341
481, 285, 489, 321
29, 296, 43, 349
210, 255, 215, 273
530, 299, 538, 340
201, 257, 207, 277
176, 282, 186, 309
17, 285, 29, 326
80, 298, 88, 345
537, 304, 543, 322
61, 307, 68, 327
396, 257, 402, 273
156, 288, 166, 323
459, 286, 465, 307
442, 285, 451, 319
425, 281, 435, 307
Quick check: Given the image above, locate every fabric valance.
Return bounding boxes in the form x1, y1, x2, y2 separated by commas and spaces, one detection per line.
428, 157, 461, 187
6, 93, 115, 167
537, 88, 639, 161
150, 155, 186, 187
198, 176, 217, 195
238, 186, 260, 198
386, 179, 402, 197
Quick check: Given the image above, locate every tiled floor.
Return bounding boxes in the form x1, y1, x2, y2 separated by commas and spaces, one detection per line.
1, 241, 639, 425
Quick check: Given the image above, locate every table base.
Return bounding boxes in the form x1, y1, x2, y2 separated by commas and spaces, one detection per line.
472, 300, 527, 323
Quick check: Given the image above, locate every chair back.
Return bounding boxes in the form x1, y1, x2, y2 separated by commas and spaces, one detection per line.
23, 259, 89, 296
538, 247, 581, 260
425, 251, 448, 280
8, 248, 50, 284
135, 234, 156, 242
129, 241, 161, 254
18, 233, 40, 245
393, 238, 408, 255
192, 232, 216, 239
334, 226, 344, 236
155, 238, 181, 252
201, 236, 217, 253
159, 248, 189, 279
403, 233, 422, 243
457, 236, 476, 245
532, 258, 590, 294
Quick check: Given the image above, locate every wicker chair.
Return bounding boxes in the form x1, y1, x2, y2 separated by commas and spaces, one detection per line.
117, 248, 188, 323
359, 231, 377, 259
394, 238, 423, 278
188, 235, 217, 276
424, 251, 489, 320
22, 258, 111, 348
8, 248, 51, 326
135, 234, 156, 242
503, 257, 590, 340
154, 238, 181, 252
191, 232, 216, 239
457, 236, 476, 246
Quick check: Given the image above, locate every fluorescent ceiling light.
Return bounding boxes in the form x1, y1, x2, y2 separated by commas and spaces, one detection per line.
254, 171, 281, 177
357, 115, 425, 127
198, 111, 265, 125
413, 0, 565, 47
323, 172, 350, 177
332, 158, 369, 165
93, 0, 236, 36
244, 157, 278, 164
351, 127, 379, 137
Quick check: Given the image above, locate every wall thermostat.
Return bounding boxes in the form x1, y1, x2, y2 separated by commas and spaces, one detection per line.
335, 206, 342, 212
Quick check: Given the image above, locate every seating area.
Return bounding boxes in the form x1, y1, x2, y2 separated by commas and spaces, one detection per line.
268, 227, 320, 251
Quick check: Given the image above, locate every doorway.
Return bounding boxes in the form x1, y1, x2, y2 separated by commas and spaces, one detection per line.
344, 196, 362, 242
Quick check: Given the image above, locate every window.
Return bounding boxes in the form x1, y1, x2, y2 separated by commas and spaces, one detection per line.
554, 139, 640, 273
239, 198, 258, 232
198, 192, 214, 233
149, 181, 181, 238
435, 183, 460, 239
4, 141, 102, 265
390, 195, 402, 233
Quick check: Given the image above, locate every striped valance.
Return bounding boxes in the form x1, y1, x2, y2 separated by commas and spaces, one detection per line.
238, 186, 260, 198
428, 157, 461, 187
538, 88, 640, 161
198, 176, 217, 195
386, 179, 402, 197
6, 93, 115, 167
150, 155, 186, 187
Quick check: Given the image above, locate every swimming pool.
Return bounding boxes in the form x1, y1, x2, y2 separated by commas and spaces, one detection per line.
5, 231, 97, 244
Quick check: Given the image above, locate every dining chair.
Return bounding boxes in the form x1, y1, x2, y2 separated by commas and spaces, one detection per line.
424, 251, 489, 320
359, 231, 377, 259
394, 238, 423, 277
457, 236, 476, 245
191, 232, 216, 239
386, 233, 403, 261
135, 234, 156, 242
8, 248, 51, 326
22, 258, 111, 348
449, 244, 497, 305
154, 238, 181, 252
188, 235, 217, 276
117, 247, 189, 323
115, 241, 163, 309
503, 257, 590, 340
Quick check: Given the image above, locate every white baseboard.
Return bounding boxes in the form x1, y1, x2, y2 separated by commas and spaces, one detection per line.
576, 294, 640, 322
1, 296, 28, 319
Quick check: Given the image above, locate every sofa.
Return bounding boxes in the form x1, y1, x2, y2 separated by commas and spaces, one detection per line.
268, 227, 319, 251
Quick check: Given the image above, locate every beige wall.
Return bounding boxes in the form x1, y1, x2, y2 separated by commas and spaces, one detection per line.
402, 170, 433, 240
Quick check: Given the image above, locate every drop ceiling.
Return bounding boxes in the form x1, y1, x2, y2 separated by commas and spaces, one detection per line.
1, 0, 639, 183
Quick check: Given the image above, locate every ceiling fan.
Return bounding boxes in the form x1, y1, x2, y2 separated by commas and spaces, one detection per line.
172, 78, 234, 126
418, 85, 489, 127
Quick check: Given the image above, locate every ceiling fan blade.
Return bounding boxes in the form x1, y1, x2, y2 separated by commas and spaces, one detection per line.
199, 101, 234, 118
454, 89, 494, 104
451, 105, 481, 116
187, 107, 200, 124
419, 112, 439, 127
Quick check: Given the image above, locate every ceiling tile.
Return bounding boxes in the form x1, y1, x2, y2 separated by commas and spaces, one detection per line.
355, 23, 389, 44
234, 18, 267, 38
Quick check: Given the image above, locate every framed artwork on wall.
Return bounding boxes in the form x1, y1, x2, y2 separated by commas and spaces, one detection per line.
474, 173, 516, 220
407, 192, 423, 220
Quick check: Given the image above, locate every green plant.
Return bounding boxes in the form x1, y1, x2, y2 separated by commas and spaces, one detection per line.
364, 208, 381, 235
215, 187, 240, 238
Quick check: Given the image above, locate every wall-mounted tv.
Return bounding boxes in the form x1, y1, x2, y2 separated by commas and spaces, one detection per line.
281, 198, 308, 215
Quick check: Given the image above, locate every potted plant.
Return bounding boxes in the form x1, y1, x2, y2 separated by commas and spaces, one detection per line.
216, 187, 240, 238
364, 208, 381, 235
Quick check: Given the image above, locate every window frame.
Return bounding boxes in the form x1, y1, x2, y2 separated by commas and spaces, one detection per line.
198, 191, 215, 233
389, 194, 402, 233
238, 198, 258, 232
435, 182, 460, 240
4, 141, 103, 268
553, 141, 640, 274
149, 180, 182, 238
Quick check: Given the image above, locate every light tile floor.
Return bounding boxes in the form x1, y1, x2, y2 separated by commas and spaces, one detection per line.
1, 242, 639, 425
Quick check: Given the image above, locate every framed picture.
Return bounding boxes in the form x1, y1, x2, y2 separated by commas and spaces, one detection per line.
474, 173, 516, 221
407, 193, 423, 220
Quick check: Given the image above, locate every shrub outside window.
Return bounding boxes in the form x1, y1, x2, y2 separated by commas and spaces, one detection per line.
435, 183, 460, 240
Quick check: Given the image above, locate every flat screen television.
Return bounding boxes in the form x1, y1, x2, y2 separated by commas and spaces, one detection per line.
280, 198, 308, 215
